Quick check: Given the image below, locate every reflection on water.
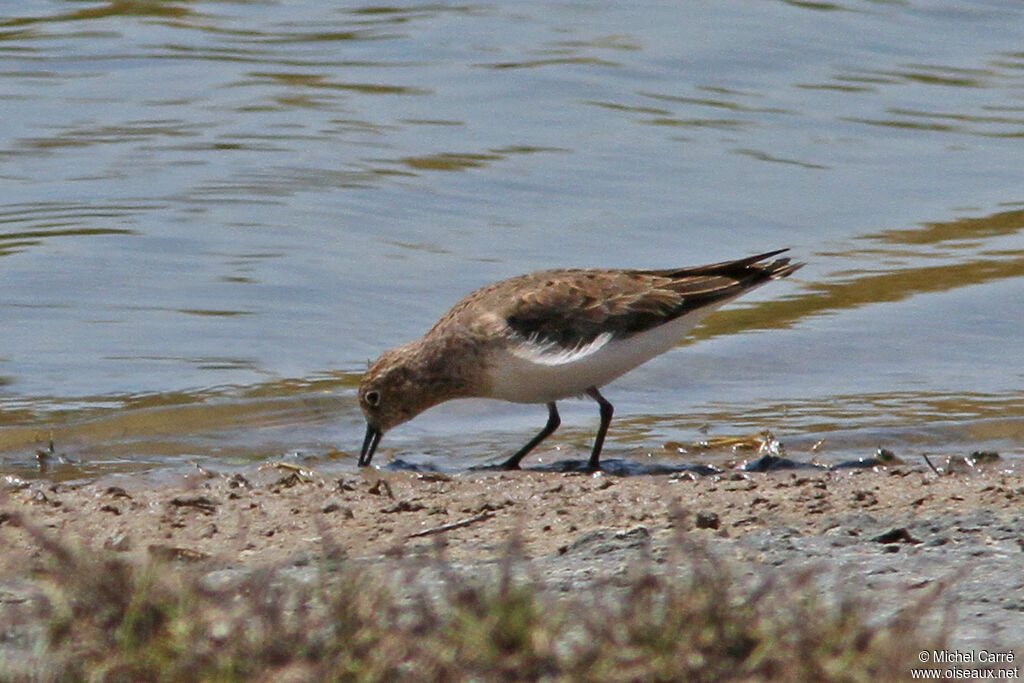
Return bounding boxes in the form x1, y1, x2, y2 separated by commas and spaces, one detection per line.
694, 208, 1024, 339
0, 0, 1021, 478
0, 375, 358, 480
867, 208, 1024, 245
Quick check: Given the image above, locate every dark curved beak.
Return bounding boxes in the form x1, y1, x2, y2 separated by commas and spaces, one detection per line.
359, 423, 382, 467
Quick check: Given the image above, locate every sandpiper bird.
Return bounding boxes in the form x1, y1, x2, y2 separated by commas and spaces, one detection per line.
358, 249, 802, 471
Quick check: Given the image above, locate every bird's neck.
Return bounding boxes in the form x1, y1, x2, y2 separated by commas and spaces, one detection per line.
408, 333, 487, 403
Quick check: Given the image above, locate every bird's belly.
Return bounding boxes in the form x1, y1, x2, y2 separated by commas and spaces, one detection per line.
483, 305, 722, 403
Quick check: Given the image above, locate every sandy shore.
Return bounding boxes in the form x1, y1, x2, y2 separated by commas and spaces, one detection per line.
3, 460, 1023, 656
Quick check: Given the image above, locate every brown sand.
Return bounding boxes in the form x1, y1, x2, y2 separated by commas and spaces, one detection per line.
2, 462, 1023, 652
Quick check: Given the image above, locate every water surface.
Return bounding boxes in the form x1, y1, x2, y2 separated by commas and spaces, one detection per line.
1, 0, 1021, 478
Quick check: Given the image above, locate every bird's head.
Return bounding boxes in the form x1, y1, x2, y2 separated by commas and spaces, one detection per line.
357, 344, 449, 466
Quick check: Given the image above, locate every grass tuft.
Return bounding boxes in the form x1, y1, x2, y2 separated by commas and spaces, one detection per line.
2, 513, 947, 682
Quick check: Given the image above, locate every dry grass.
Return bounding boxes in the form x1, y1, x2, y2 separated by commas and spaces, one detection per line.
1, 512, 947, 682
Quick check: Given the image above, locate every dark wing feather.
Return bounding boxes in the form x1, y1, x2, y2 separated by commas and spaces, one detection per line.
503, 249, 800, 349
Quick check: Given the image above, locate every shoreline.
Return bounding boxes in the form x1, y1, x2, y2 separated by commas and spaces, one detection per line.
3, 461, 1022, 655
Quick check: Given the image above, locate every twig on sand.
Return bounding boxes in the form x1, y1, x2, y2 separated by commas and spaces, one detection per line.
407, 511, 494, 539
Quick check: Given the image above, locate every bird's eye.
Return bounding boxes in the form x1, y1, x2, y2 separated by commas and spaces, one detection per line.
365, 390, 381, 407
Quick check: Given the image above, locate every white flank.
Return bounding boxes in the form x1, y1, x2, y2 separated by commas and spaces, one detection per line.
485, 300, 733, 403
510, 332, 615, 366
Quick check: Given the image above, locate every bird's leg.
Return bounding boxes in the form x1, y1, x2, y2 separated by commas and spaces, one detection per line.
499, 402, 560, 470
584, 387, 613, 472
